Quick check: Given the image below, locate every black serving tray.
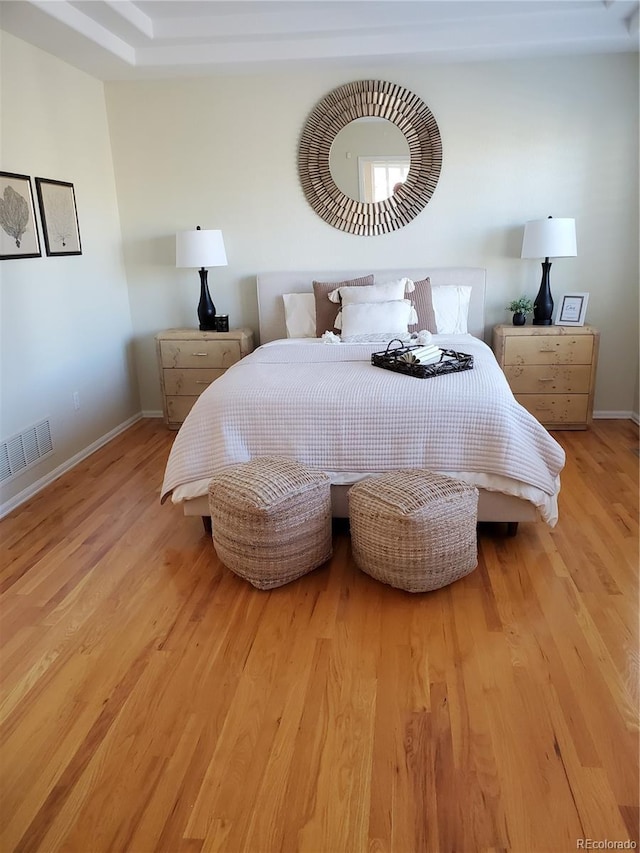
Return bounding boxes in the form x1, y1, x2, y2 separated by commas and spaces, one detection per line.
371, 340, 474, 379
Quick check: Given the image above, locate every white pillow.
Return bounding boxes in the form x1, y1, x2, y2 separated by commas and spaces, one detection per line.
335, 299, 418, 330
339, 300, 414, 338
328, 278, 415, 304
431, 285, 472, 334
282, 293, 316, 338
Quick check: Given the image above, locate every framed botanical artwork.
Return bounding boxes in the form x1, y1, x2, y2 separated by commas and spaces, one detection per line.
35, 177, 82, 256
0, 171, 41, 260
555, 292, 589, 326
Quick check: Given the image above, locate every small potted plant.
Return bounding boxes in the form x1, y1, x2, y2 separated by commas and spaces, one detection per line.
507, 297, 534, 326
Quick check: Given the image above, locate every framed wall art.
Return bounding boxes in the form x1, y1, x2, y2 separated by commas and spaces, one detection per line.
35, 177, 82, 256
0, 171, 41, 260
555, 292, 589, 326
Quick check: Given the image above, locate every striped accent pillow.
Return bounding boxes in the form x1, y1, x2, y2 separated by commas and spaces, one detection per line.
312, 275, 374, 336
408, 277, 437, 333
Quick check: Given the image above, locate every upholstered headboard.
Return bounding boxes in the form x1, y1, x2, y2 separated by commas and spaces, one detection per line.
256, 268, 486, 344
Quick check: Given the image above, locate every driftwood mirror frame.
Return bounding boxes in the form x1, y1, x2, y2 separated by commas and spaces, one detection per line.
298, 80, 442, 236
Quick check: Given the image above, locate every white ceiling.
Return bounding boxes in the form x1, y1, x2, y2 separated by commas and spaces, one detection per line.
0, 0, 638, 80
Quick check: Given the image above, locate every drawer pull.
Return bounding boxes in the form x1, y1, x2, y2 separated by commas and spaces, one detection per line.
192, 352, 209, 357
539, 347, 556, 353
195, 380, 211, 385
538, 377, 554, 382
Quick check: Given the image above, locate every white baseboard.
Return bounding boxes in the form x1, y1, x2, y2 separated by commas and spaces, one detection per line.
593, 410, 639, 425
142, 410, 163, 419
0, 413, 143, 520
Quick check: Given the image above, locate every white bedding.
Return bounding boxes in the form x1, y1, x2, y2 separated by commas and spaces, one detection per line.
161, 335, 565, 525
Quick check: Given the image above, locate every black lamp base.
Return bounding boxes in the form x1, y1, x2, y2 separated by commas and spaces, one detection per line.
197, 267, 216, 331
532, 259, 554, 326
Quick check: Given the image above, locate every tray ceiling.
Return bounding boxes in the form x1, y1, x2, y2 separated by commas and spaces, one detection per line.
0, 0, 638, 80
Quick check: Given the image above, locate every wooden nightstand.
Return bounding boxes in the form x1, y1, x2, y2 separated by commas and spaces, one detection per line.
155, 328, 254, 428
492, 324, 599, 430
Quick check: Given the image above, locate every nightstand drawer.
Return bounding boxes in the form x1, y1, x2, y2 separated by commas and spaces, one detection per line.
504, 335, 593, 366
159, 340, 241, 369
163, 368, 225, 396
503, 364, 591, 394
166, 395, 201, 423
515, 393, 589, 424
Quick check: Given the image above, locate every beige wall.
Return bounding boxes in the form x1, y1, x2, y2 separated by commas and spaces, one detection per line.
0, 32, 139, 510
105, 53, 639, 417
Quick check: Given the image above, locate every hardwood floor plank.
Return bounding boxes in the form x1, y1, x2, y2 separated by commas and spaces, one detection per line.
11, 641, 155, 853
369, 643, 408, 852
0, 418, 637, 852
449, 593, 511, 851
294, 572, 379, 853
239, 649, 318, 848
544, 686, 632, 843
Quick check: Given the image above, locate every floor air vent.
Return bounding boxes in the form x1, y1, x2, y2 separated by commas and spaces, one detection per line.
0, 419, 53, 483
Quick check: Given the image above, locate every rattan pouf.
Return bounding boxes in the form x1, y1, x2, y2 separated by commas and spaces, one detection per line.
207, 457, 332, 589
349, 470, 478, 593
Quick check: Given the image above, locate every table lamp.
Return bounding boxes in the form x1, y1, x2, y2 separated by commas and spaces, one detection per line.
176, 226, 228, 331
521, 216, 577, 325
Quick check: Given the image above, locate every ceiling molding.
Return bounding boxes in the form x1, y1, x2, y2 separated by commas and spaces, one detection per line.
104, 0, 154, 39
0, 0, 637, 80
30, 0, 136, 63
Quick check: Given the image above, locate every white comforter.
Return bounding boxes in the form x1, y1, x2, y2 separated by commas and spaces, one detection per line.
161, 336, 565, 524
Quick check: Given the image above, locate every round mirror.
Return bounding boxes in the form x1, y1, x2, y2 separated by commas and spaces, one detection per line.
298, 80, 442, 236
329, 118, 410, 203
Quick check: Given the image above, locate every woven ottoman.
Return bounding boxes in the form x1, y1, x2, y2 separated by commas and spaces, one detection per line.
207, 457, 332, 589
349, 470, 478, 593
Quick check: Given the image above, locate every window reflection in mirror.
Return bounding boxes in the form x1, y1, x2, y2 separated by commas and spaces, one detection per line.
329, 117, 410, 202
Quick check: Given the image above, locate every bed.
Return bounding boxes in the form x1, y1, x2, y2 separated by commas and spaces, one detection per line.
161, 268, 565, 531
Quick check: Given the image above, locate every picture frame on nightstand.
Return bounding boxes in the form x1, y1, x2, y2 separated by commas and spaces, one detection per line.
555, 292, 589, 326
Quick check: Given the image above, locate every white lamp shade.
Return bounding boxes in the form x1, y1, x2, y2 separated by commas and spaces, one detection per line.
176, 229, 227, 268
521, 217, 577, 259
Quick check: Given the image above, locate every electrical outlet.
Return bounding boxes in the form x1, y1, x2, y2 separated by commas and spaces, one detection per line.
73, 391, 80, 410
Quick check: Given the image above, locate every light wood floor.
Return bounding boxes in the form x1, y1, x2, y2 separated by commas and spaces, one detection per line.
1, 418, 638, 853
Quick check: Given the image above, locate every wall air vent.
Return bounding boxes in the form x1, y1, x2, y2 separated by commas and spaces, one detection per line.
0, 419, 53, 483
